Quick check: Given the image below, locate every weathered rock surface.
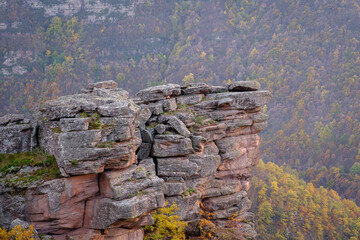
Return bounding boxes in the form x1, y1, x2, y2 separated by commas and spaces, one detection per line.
181, 82, 212, 95
0, 190, 26, 228
99, 158, 163, 201
0, 114, 34, 153
136, 84, 181, 101
176, 94, 203, 105
0, 80, 271, 239
38, 81, 142, 176
0, 123, 33, 153
87, 80, 118, 90
204, 90, 271, 110
25, 174, 98, 234
152, 134, 194, 157
0, 114, 25, 126
84, 188, 165, 229
227, 80, 261, 92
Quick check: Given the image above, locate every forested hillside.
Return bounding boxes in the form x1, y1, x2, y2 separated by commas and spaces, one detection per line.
0, 0, 359, 236
250, 160, 360, 240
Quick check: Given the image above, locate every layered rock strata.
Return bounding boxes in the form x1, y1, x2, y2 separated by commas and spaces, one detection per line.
0, 114, 33, 153
0, 80, 271, 239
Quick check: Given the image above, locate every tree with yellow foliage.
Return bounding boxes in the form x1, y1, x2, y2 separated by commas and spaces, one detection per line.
144, 202, 187, 240
0, 225, 36, 240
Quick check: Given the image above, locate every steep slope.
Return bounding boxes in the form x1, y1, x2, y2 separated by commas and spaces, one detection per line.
250, 160, 360, 240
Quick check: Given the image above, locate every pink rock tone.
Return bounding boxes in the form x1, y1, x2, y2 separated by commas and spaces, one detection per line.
215, 134, 261, 178
25, 174, 99, 234
102, 228, 144, 240
52, 228, 102, 240
1, 81, 270, 240
51, 227, 144, 240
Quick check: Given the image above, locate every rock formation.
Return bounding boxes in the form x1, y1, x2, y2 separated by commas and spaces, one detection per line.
0, 80, 271, 239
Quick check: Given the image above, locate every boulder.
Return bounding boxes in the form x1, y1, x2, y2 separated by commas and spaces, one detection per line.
148, 102, 163, 115
136, 104, 151, 128
99, 158, 164, 201
92, 88, 129, 99
97, 101, 132, 117
60, 118, 89, 132
202, 191, 247, 212
227, 81, 261, 92
195, 123, 227, 142
157, 157, 200, 178
140, 129, 154, 143
39, 94, 96, 120
210, 86, 227, 93
25, 174, 99, 234
176, 94, 203, 105
200, 179, 242, 199
215, 135, 260, 178
175, 112, 195, 127
87, 80, 118, 90
84, 187, 165, 229
39, 87, 133, 121
154, 124, 166, 134
136, 84, 181, 101
0, 124, 33, 153
166, 192, 201, 221
181, 83, 212, 95
152, 135, 194, 157
252, 121, 268, 133
163, 179, 187, 197
205, 91, 272, 110
38, 86, 142, 176
162, 98, 177, 112
190, 135, 205, 152
100, 117, 137, 143
137, 143, 152, 160
167, 116, 191, 137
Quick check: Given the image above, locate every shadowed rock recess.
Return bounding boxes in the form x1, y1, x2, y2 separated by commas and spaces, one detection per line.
0, 80, 271, 239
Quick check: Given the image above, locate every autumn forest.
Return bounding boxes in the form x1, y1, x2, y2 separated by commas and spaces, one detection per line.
0, 0, 359, 239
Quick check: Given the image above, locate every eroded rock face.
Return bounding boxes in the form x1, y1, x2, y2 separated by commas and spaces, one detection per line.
0, 80, 271, 239
227, 80, 261, 92
0, 114, 33, 153
25, 174, 99, 234
38, 81, 141, 176
136, 83, 181, 102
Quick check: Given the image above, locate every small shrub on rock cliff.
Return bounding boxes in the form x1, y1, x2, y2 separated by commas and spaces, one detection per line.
199, 202, 217, 239
0, 224, 36, 239
144, 202, 187, 240
199, 203, 242, 240
181, 188, 197, 198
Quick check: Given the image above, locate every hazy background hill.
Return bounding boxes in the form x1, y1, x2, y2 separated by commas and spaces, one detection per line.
1, 0, 360, 238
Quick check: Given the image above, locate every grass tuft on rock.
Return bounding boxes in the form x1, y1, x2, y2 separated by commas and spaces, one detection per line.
0, 148, 62, 189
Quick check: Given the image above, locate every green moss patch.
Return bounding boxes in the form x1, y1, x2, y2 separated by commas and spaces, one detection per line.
79, 112, 102, 129
194, 114, 217, 128
181, 188, 197, 198
95, 141, 117, 148
51, 127, 62, 133
0, 149, 62, 189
